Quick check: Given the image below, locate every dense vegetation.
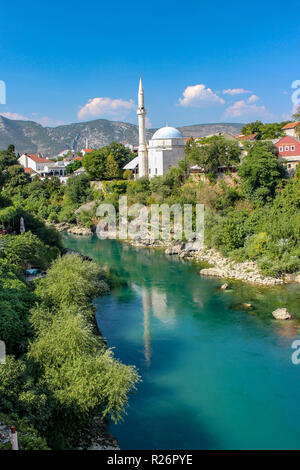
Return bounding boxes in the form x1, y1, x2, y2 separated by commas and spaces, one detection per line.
0, 126, 299, 445
0, 145, 139, 449
240, 120, 288, 139
0, 242, 139, 449
87, 136, 299, 278
1, 133, 300, 280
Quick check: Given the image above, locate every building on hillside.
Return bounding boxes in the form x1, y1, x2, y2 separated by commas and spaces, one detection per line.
189, 164, 238, 183
235, 133, 257, 141
23, 167, 41, 179
124, 76, 185, 178
63, 153, 76, 162
205, 132, 238, 141
19, 153, 67, 180
282, 121, 300, 138
81, 148, 93, 156
123, 156, 139, 179
275, 136, 300, 175
122, 142, 136, 152
19, 153, 50, 173
147, 126, 185, 177
73, 166, 86, 176
58, 149, 71, 157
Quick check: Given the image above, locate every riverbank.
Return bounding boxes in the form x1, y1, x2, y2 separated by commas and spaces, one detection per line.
53, 222, 300, 286
127, 237, 300, 286
62, 235, 300, 450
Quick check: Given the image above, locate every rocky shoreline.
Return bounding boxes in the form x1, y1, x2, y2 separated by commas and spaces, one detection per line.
74, 417, 119, 451
49, 221, 94, 236
52, 222, 300, 286
127, 237, 300, 286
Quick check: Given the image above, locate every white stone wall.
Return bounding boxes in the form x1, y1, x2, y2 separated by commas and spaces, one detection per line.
284, 129, 296, 138
147, 139, 185, 177
18, 154, 37, 171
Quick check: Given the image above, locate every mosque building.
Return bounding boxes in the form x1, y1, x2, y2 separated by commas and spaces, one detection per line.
123, 76, 185, 178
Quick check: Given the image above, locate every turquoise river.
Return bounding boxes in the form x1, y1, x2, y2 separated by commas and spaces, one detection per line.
64, 235, 300, 450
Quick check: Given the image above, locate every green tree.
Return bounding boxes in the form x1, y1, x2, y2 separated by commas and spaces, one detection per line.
1, 232, 54, 271
240, 121, 263, 138
292, 105, 300, 121
105, 154, 120, 179
65, 160, 82, 174
238, 141, 286, 204
82, 149, 107, 179
186, 136, 241, 173
83, 142, 134, 180
64, 174, 92, 206
0, 145, 18, 171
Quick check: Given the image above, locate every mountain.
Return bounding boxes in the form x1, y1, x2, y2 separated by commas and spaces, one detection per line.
178, 123, 244, 138
0, 115, 243, 157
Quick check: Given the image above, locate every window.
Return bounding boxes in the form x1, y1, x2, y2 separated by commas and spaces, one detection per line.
288, 164, 292, 169
285, 146, 289, 151
291, 145, 295, 151
155, 168, 158, 175
279, 146, 283, 152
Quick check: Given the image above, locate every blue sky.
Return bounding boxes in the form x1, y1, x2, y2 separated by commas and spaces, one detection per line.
0, 0, 299, 128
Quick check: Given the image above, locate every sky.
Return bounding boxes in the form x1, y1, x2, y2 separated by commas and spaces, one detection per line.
0, 0, 300, 129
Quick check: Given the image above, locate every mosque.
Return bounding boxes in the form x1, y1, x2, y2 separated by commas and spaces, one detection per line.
124, 76, 185, 178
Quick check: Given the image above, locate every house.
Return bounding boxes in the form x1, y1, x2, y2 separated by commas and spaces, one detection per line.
205, 132, 238, 141
19, 153, 67, 179
123, 156, 139, 179
235, 133, 257, 141
189, 164, 238, 183
23, 167, 41, 179
282, 121, 300, 138
81, 148, 93, 156
19, 153, 50, 173
275, 136, 300, 174
73, 166, 86, 176
58, 149, 71, 158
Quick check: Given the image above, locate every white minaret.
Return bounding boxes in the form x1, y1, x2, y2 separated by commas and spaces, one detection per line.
137, 75, 148, 177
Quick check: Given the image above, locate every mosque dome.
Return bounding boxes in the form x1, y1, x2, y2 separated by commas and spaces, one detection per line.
151, 126, 183, 140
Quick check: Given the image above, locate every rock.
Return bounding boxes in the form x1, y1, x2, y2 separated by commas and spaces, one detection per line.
242, 303, 253, 309
272, 308, 292, 320
63, 248, 92, 262
184, 240, 203, 252
165, 243, 183, 255
74, 200, 97, 215
68, 225, 93, 236
221, 283, 229, 290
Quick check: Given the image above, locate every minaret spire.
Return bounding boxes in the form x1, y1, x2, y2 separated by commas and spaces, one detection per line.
137, 74, 148, 178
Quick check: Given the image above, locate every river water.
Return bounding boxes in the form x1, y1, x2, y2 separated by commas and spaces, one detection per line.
63, 235, 300, 449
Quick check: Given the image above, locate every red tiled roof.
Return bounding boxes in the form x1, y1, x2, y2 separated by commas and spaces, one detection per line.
24, 167, 34, 174
74, 156, 83, 161
26, 153, 49, 163
276, 136, 300, 145
237, 133, 257, 141
282, 121, 300, 130
82, 148, 93, 153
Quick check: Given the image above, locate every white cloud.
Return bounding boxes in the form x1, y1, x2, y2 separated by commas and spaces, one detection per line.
223, 100, 271, 119
178, 84, 225, 108
1, 111, 30, 120
78, 97, 135, 120
222, 88, 251, 96
248, 94, 259, 104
